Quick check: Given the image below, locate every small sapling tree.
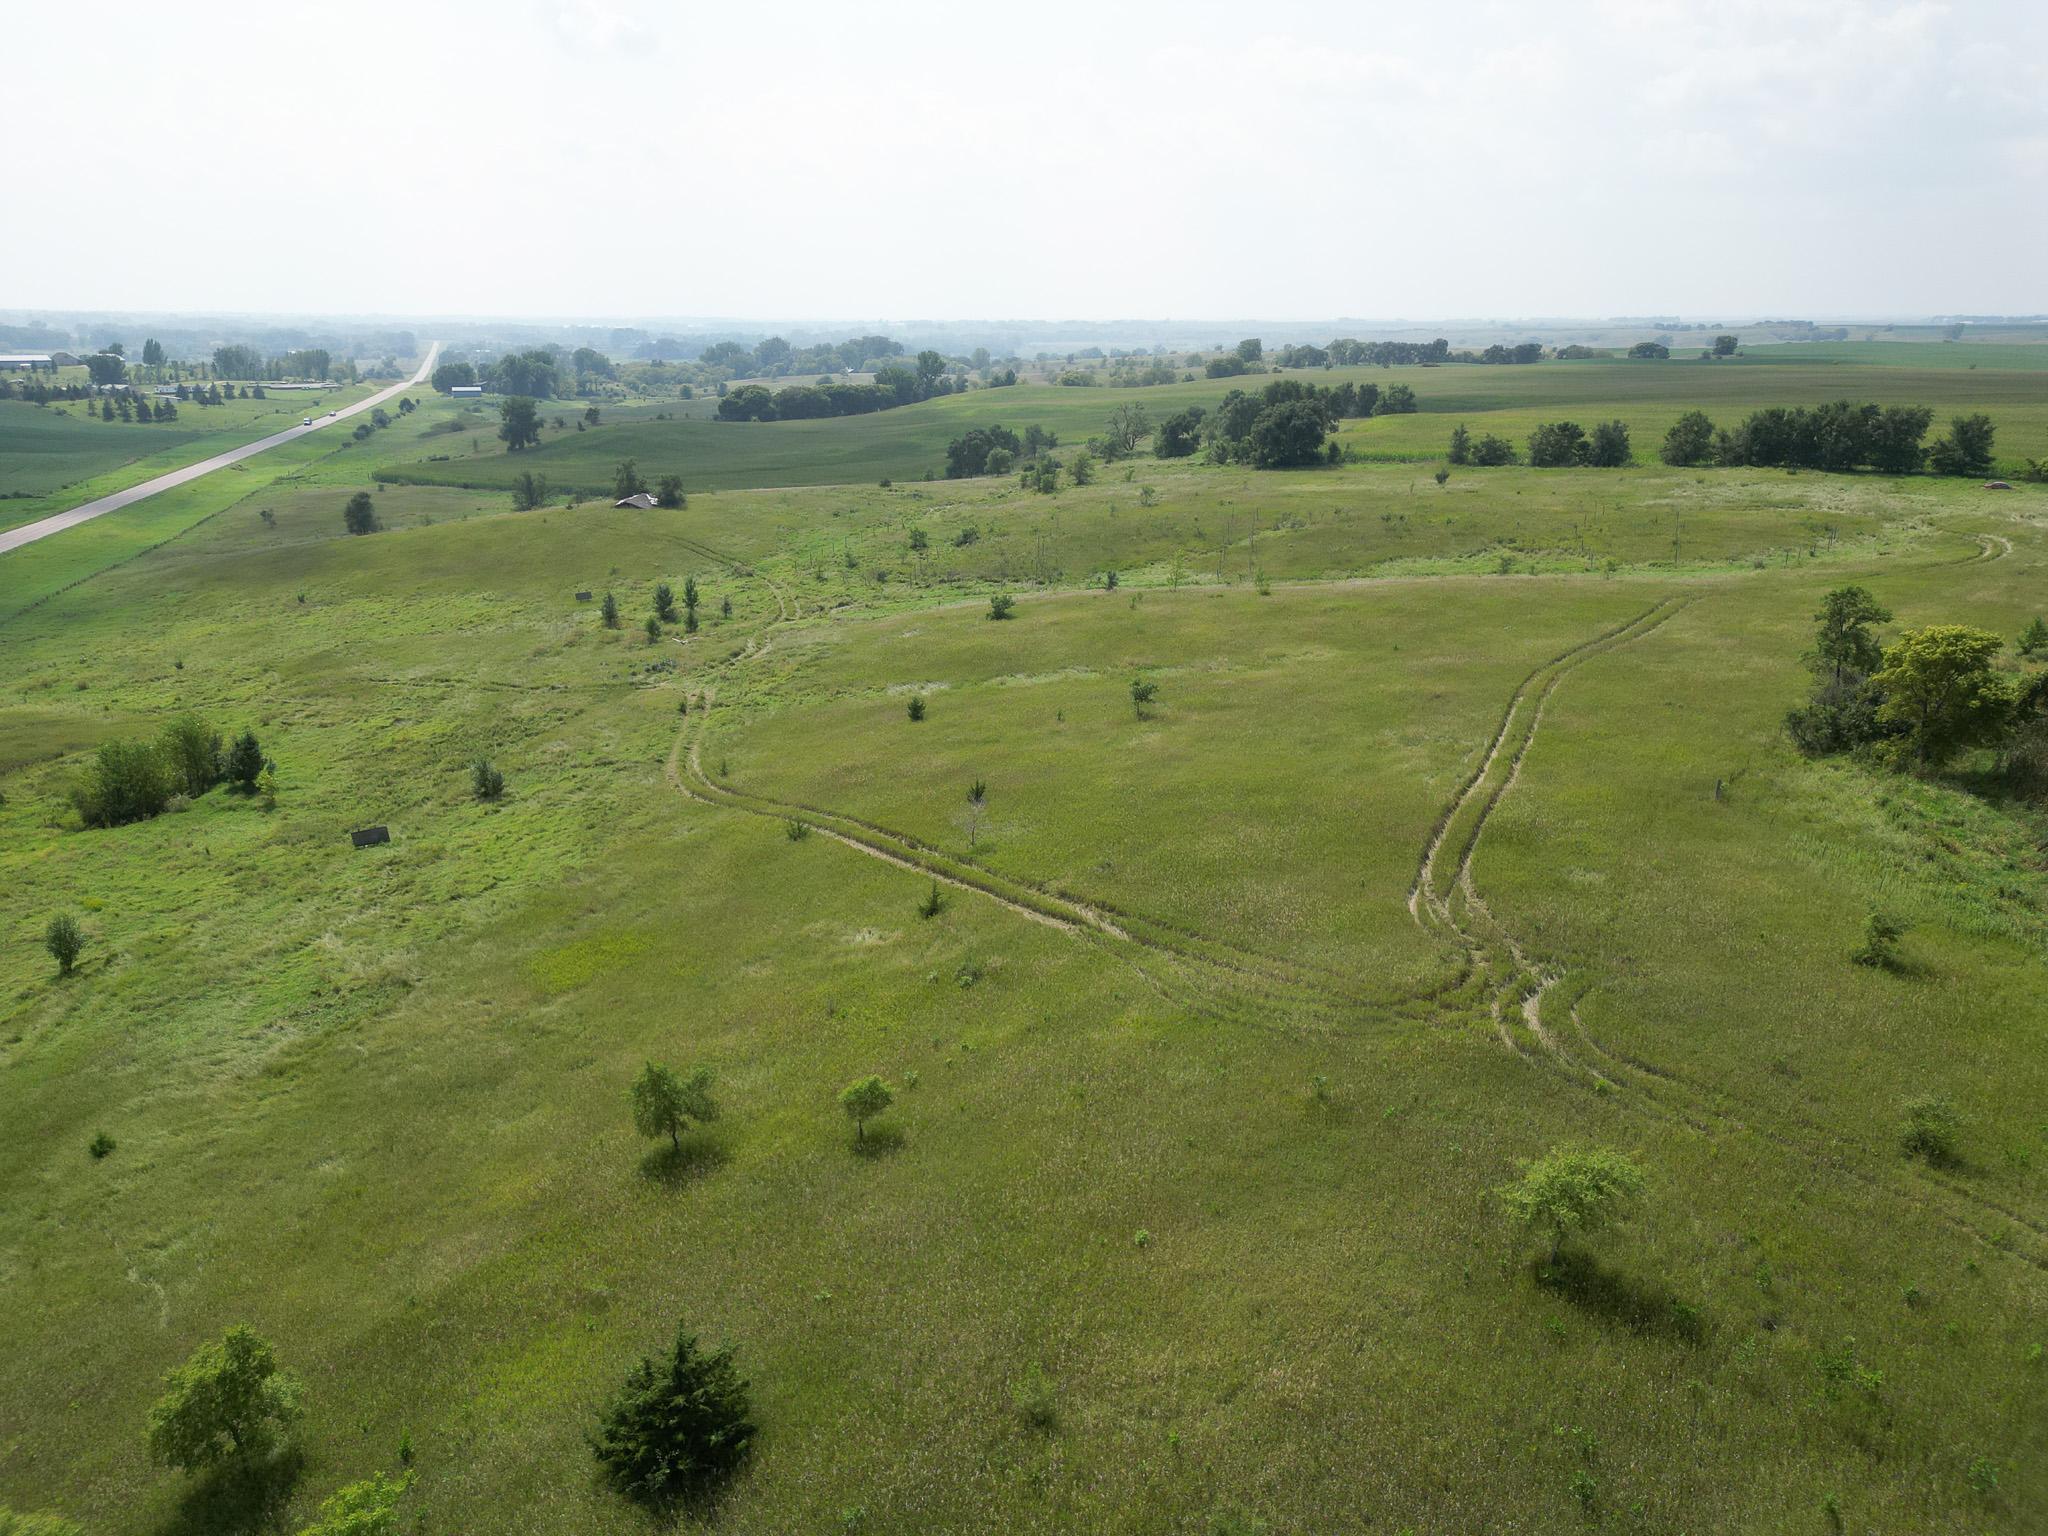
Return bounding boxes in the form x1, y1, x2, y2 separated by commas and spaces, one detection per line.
988, 594, 1015, 621
1498, 1146, 1645, 1265
147, 1325, 304, 1473
917, 880, 943, 919
1130, 678, 1159, 718
601, 591, 620, 629
471, 758, 505, 801
631, 1062, 717, 1153
907, 695, 926, 722
45, 914, 85, 976
840, 1075, 894, 1143
590, 1325, 755, 1509
654, 582, 678, 623
966, 779, 987, 846
645, 615, 662, 642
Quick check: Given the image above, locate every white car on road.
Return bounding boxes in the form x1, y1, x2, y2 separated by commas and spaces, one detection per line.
302, 417, 312, 427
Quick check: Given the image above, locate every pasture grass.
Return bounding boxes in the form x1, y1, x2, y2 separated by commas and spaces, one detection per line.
1, 378, 2044, 1533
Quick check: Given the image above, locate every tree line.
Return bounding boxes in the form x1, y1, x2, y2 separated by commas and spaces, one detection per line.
211, 345, 340, 381
1442, 403, 2003, 476
1658, 402, 1996, 476
716, 350, 1005, 422
1447, 420, 1633, 468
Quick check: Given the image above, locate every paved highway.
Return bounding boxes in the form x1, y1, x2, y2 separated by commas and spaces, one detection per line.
0, 342, 442, 556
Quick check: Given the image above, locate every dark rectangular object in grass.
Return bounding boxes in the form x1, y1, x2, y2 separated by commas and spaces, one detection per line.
575, 591, 593, 601
350, 825, 391, 848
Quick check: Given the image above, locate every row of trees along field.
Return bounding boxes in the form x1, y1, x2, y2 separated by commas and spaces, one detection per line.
1442, 404, 2011, 476
208, 345, 352, 382
941, 379, 1421, 484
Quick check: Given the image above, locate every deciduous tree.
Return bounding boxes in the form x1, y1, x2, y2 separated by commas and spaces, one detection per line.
840, 1076, 894, 1142
631, 1062, 718, 1152
1498, 1146, 1645, 1264
147, 1326, 304, 1473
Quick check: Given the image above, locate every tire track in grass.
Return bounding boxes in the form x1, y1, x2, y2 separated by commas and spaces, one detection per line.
1409, 597, 1694, 1048
658, 560, 1386, 1033
1414, 584, 2048, 1271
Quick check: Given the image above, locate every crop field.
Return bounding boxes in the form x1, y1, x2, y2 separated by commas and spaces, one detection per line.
2, 353, 2046, 1535
370, 349, 2048, 504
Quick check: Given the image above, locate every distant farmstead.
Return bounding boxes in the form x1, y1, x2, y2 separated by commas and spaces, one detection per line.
449, 384, 484, 398
0, 353, 54, 371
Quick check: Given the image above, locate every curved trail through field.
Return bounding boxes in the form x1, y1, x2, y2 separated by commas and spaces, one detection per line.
0, 344, 442, 555
654, 549, 1403, 1033
1409, 597, 1693, 1047
1405, 581, 2048, 1270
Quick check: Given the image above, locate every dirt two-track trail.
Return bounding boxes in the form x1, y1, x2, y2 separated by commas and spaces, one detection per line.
662, 531, 2044, 1274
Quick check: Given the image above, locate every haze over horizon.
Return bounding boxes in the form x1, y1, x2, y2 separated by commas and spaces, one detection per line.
6, 0, 2043, 322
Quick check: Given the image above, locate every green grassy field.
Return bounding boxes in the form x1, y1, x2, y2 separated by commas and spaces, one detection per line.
367, 350, 2048, 504
2, 355, 2046, 1533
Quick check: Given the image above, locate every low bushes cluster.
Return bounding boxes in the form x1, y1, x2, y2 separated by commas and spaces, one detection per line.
71, 717, 269, 827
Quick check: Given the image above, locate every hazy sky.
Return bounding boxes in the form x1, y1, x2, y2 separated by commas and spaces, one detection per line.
6, 0, 2043, 321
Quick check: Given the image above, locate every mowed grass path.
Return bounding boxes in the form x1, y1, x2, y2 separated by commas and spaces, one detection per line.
0, 444, 2044, 1531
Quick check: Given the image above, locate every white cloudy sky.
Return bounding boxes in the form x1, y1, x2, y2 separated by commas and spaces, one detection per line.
5, 0, 2043, 320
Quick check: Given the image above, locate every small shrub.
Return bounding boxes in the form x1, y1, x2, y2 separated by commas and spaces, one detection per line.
645, 615, 662, 642
1851, 910, 1906, 969
906, 695, 926, 722
988, 593, 1015, 621
1901, 1095, 1962, 1166
785, 818, 810, 842
1012, 1365, 1058, 1430
89, 1131, 115, 1159
917, 881, 943, 919
471, 758, 505, 801
45, 913, 85, 975
1813, 1336, 1884, 1403
601, 592, 620, 629
1434, 465, 1450, 486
